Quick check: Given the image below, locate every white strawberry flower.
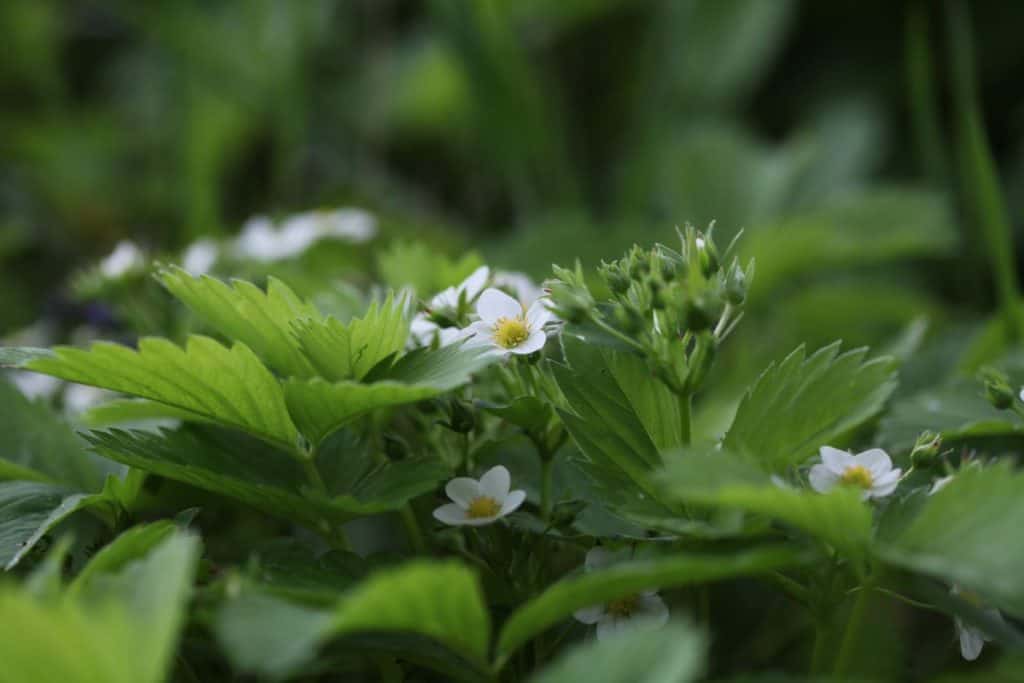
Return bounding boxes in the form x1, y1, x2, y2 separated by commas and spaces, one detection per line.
808, 446, 901, 500
464, 288, 553, 356
952, 585, 1004, 661
573, 548, 669, 641
432, 465, 526, 527
410, 313, 468, 348
181, 239, 219, 275
430, 266, 490, 311
493, 270, 545, 307
99, 241, 145, 279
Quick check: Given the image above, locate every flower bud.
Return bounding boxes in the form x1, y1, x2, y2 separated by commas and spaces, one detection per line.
910, 430, 942, 468
980, 368, 1016, 410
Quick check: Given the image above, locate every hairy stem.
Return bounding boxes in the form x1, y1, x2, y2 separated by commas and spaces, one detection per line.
833, 586, 871, 677
540, 457, 554, 521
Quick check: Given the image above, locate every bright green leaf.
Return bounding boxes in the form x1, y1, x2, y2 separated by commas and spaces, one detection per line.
12, 336, 300, 452
724, 342, 897, 471
0, 481, 100, 570
159, 267, 319, 377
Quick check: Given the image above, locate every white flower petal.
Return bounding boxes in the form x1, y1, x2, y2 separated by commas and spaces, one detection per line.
868, 470, 902, 498
957, 620, 986, 661
573, 605, 605, 625
809, 464, 839, 493
929, 475, 954, 495
459, 514, 502, 527
508, 330, 547, 355
526, 299, 554, 328
820, 446, 855, 474
432, 503, 469, 526
854, 448, 893, 477
585, 547, 615, 571
476, 289, 523, 324
500, 489, 527, 516
479, 465, 511, 500
182, 239, 218, 275
461, 266, 491, 301
431, 286, 460, 310
445, 478, 481, 508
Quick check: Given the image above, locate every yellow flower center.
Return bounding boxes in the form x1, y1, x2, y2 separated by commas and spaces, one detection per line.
493, 316, 530, 349
606, 595, 639, 618
466, 496, 501, 519
840, 465, 874, 489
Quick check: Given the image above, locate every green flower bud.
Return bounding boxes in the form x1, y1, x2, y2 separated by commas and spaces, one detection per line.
980, 368, 1016, 410
910, 430, 942, 468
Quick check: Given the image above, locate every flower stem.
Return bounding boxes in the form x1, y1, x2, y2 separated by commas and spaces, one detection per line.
678, 392, 692, 447
833, 585, 871, 677
809, 624, 830, 675
369, 427, 429, 553
540, 458, 554, 521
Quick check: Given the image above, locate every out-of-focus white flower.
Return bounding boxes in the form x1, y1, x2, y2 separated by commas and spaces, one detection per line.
573, 548, 669, 641
493, 270, 545, 307
410, 313, 468, 348
234, 209, 377, 262
99, 241, 145, 279
181, 239, 219, 276
929, 475, 954, 495
952, 585, 1004, 661
430, 266, 490, 311
809, 446, 901, 500
63, 384, 112, 416
464, 288, 553, 356
432, 465, 526, 527
8, 372, 62, 401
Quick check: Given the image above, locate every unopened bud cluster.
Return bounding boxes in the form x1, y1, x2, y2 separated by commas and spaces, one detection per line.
547, 224, 753, 396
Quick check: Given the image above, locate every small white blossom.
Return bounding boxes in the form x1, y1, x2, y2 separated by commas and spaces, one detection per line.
573, 548, 669, 641
493, 271, 545, 307
234, 209, 377, 262
8, 372, 62, 401
465, 288, 553, 356
432, 465, 526, 527
430, 266, 490, 311
809, 446, 901, 500
99, 241, 145, 279
952, 585, 1004, 661
410, 313, 468, 348
181, 239, 219, 275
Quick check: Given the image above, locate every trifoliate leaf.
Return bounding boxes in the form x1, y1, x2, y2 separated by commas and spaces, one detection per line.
10, 337, 300, 453
159, 267, 320, 377
724, 342, 897, 471
293, 294, 409, 382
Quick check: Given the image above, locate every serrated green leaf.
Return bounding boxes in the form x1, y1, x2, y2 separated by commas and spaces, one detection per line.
14, 336, 299, 452
159, 267, 319, 377
286, 345, 494, 445
724, 343, 897, 471
0, 481, 102, 570
878, 463, 1024, 616
0, 377, 116, 490
496, 545, 807, 663
604, 350, 685, 451
85, 425, 443, 527
658, 449, 873, 559
531, 620, 705, 683
293, 294, 409, 382
79, 398, 212, 428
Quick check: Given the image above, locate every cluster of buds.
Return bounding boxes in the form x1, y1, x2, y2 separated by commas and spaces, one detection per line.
547, 224, 753, 396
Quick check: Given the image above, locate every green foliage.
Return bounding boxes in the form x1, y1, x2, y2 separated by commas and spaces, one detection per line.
659, 449, 873, 559
85, 425, 445, 527
16, 336, 301, 452
495, 545, 806, 663
531, 620, 706, 683
293, 294, 409, 382
878, 463, 1024, 616
724, 343, 897, 471
0, 481, 98, 569
0, 531, 199, 683
158, 267, 320, 377
0, 376, 116, 490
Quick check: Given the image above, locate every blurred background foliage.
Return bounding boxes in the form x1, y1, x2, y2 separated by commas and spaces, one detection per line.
2, 0, 1024, 397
